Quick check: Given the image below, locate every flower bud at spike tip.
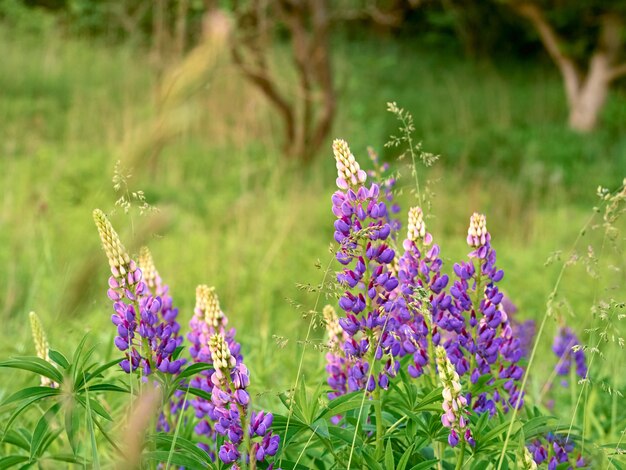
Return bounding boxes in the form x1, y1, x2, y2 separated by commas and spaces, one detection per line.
467, 212, 489, 248
138, 246, 158, 290
209, 334, 235, 372
196, 285, 225, 328
93, 209, 132, 277
333, 139, 367, 190
406, 206, 433, 245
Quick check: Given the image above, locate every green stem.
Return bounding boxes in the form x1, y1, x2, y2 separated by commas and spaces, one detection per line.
435, 442, 444, 470
455, 441, 465, 470
374, 387, 384, 458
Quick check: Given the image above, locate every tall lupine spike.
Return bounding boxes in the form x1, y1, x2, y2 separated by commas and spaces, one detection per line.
29, 312, 56, 388
393, 206, 451, 379
443, 212, 524, 415
185, 286, 242, 459
93, 209, 182, 376
435, 346, 474, 448
208, 333, 280, 467
331, 140, 401, 392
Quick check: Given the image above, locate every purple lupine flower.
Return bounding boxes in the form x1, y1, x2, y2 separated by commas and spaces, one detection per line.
553, 326, 588, 384
208, 334, 280, 467
331, 139, 400, 392
367, 146, 401, 233
93, 209, 183, 376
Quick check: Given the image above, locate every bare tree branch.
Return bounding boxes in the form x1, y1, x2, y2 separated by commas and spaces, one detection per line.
513, 2, 581, 105
608, 63, 626, 81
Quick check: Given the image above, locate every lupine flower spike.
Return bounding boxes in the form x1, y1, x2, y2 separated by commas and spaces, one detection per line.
208, 333, 280, 467
29, 312, 56, 387
332, 139, 400, 392
394, 206, 446, 379
93, 209, 183, 375
435, 345, 474, 447
445, 212, 524, 414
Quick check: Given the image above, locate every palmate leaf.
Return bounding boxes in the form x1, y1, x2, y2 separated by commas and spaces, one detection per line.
0, 358, 64, 385
395, 443, 414, 470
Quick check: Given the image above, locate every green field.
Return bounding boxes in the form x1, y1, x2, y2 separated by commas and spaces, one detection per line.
1, 12, 625, 444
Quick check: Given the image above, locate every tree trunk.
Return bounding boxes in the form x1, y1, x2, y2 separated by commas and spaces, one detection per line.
568, 55, 611, 132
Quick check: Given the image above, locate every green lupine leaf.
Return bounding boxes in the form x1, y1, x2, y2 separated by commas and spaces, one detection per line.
395, 443, 415, 470
1, 387, 61, 407
30, 404, 60, 459
0, 456, 30, 470
315, 391, 376, 421
48, 350, 70, 369
408, 459, 440, 470
0, 358, 64, 385
384, 439, 394, 470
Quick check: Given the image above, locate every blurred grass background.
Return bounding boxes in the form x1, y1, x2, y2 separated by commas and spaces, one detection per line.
0, 6, 625, 413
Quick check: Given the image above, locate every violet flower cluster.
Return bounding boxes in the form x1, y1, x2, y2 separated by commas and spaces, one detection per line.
527, 433, 587, 469
332, 139, 400, 393
208, 333, 280, 467
441, 213, 525, 414
186, 285, 242, 455
93, 209, 183, 375
323, 305, 353, 401
553, 326, 588, 385
327, 142, 532, 438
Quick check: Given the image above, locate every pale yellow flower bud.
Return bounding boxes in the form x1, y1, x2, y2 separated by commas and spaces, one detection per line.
138, 246, 159, 290
93, 209, 132, 276
333, 139, 367, 189
209, 334, 235, 372
196, 285, 225, 328
29, 312, 55, 387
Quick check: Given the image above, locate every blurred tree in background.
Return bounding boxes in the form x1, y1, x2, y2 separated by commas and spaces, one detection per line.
3, 0, 625, 158
510, 0, 626, 132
